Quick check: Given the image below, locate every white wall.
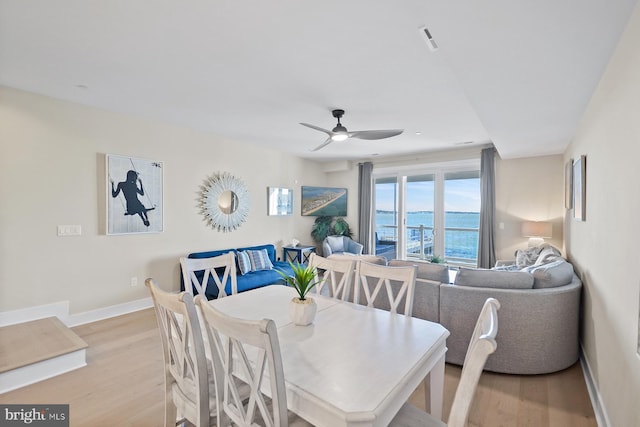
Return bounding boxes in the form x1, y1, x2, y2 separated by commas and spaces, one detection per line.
0, 87, 327, 314
495, 155, 565, 260
324, 161, 360, 241
564, 2, 640, 425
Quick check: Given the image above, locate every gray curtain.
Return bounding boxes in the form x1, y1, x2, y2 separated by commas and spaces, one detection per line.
357, 162, 374, 254
478, 147, 496, 268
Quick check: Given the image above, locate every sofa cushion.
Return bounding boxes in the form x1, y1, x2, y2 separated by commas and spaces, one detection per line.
237, 250, 251, 275
246, 249, 274, 271
325, 235, 345, 252
515, 244, 562, 268
237, 244, 277, 264
388, 259, 449, 283
454, 267, 534, 289
188, 248, 236, 259
534, 246, 563, 266
527, 259, 575, 288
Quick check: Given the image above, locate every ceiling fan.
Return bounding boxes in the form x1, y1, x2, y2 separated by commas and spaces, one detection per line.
300, 109, 404, 152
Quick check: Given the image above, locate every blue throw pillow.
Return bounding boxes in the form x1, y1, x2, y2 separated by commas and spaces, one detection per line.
247, 249, 274, 272
237, 251, 251, 275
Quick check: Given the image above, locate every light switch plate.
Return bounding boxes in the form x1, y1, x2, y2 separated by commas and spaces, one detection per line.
57, 225, 82, 236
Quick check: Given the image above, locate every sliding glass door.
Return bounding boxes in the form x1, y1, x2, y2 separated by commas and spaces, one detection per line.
374, 165, 480, 266
373, 177, 399, 260
405, 174, 435, 259
443, 171, 480, 264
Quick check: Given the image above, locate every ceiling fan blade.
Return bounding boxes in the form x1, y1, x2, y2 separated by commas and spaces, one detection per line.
311, 137, 334, 152
300, 122, 332, 136
348, 129, 404, 140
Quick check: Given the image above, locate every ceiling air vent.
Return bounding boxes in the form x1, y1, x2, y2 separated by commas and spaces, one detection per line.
419, 26, 439, 51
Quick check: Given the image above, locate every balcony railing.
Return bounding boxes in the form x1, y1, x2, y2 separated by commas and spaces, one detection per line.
375, 224, 478, 265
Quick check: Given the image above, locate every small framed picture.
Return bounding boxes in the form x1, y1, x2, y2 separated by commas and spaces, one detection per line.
267, 187, 293, 216
572, 155, 586, 221
565, 159, 573, 209
107, 154, 163, 234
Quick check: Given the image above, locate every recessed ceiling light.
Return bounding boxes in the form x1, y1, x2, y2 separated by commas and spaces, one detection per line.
415, 132, 422, 136
75, 84, 88, 89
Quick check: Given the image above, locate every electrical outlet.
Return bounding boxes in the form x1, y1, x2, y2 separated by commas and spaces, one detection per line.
130, 277, 138, 287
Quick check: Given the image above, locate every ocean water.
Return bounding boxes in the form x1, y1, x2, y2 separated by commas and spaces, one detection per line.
376, 211, 480, 260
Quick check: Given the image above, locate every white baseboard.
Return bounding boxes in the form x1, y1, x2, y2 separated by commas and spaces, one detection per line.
0, 297, 153, 328
66, 297, 153, 327
0, 349, 86, 394
0, 301, 70, 327
580, 345, 611, 427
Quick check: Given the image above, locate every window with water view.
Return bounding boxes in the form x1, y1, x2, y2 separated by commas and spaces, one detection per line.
374, 169, 480, 266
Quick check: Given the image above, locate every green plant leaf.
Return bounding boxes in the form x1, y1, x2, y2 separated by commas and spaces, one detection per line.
276, 262, 321, 300
310, 216, 333, 243
333, 217, 353, 237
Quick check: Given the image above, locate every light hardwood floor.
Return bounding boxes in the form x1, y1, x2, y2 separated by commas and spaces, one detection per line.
0, 308, 596, 426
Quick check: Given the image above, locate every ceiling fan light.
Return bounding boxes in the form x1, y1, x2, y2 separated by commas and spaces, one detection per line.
331, 133, 349, 142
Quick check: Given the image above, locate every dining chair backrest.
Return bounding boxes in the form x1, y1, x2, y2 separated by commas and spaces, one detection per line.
389, 297, 499, 427
308, 253, 356, 301
447, 297, 500, 427
355, 261, 417, 316
195, 295, 289, 427
146, 278, 210, 427
180, 252, 237, 299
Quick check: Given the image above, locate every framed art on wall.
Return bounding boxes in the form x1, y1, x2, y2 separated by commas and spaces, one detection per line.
267, 187, 293, 216
107, 154, 163, 234
301, 186, 347, 216
572, 155, 586, 221
565, 159, 573, 209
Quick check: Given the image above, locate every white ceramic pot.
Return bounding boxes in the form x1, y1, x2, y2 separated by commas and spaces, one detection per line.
289, 297, 317, 326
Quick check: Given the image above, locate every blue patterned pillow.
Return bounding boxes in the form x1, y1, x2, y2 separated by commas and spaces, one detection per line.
236, 251, 251, 275
247, 249, 273, 272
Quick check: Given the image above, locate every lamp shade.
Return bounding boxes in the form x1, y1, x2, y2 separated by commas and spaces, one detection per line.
521, 221, 552, 238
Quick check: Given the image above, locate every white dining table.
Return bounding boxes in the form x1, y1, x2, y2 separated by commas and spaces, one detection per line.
209, 285, 449, 427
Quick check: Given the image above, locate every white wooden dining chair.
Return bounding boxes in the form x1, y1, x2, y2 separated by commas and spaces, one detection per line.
308, 253, 356, 301
146, 278, 213, 427
180, 252, 238, 299
390, 298, 500, 427
354, 261, 418, 316
195, 295, 313, 427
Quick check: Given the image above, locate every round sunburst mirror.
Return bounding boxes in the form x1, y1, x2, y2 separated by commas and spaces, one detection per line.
199, 172, 249, 232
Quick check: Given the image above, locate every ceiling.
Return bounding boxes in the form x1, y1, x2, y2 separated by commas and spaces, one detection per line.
1, 1, 637, 161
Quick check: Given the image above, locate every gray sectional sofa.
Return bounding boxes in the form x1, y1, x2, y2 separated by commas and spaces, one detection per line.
388, 256, 582, 375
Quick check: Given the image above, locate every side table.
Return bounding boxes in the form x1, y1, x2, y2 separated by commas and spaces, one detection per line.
283, 245, 316, 264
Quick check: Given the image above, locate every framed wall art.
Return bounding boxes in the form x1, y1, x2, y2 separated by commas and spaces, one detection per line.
572, 155, 586, 221
107, 154, 163, 234
301, 186, 347, 216
565, 159, 573, 209
267, 187, 293, 216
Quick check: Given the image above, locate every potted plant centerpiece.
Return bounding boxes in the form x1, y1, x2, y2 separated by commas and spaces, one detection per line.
277, 262, 320, 326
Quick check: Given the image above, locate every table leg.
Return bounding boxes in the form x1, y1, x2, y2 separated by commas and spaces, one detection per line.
424, 353, 445, 420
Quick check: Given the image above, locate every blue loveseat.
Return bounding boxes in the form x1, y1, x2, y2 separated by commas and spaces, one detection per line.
181, 244, 294, 299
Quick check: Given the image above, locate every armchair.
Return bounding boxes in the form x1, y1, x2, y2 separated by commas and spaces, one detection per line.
322, 235, 364, 256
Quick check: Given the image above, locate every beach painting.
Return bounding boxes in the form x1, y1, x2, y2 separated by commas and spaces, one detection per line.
301, 186, 347, 216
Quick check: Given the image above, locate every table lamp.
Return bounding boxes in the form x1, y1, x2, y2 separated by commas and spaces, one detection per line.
521, 221, 552, 247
